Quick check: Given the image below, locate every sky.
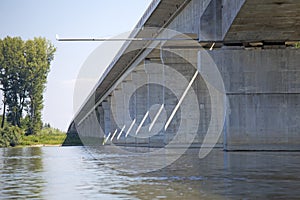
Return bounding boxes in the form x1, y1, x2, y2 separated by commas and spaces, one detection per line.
0, 0, 152, 131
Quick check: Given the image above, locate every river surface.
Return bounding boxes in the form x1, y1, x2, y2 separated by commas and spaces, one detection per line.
0, 146, 300, 199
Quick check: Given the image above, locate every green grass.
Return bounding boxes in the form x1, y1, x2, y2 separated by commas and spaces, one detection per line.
18, 128, 67, 146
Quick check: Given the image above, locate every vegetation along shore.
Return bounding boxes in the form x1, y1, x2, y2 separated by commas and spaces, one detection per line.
0, 36, 71, 147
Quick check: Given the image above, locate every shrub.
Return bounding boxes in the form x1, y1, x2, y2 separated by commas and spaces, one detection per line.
0, 126, 24, 147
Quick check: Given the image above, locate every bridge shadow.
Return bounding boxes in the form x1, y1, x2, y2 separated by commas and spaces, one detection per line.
62, 123, 83, 146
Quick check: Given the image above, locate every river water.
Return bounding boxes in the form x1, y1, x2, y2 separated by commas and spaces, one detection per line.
0, 146, 300, 199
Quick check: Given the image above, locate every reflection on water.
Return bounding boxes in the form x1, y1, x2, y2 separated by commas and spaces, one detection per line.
0, 146, 300, 199
0, 148, 44, 199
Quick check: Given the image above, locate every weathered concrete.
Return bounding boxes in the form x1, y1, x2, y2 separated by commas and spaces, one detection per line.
68, 0, 300, 151
207, 48, 300, 150
225, 0, 300, 42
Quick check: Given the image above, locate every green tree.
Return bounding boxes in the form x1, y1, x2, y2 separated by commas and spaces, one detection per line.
0, 37, 26, 128
0, 36, 55, 135
24, 37, 55, 135
0, 39, 4, 128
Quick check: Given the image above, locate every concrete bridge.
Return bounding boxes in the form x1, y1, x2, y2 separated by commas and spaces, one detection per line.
67, 0, 300, 151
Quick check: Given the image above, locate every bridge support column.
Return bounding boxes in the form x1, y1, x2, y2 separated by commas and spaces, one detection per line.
208, 48, 300, 151
102, 100, 111, 143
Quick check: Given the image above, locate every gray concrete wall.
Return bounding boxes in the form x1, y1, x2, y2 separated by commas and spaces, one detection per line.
208, 48, 300, 150
76, 110, 104, 146
168, 0, 209, 34
94, 49, 216, 148
168, 0, 300, 150
167, 0, 246, 41
77, 47, 300, 150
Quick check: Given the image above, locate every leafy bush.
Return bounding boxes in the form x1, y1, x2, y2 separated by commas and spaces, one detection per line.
0, 126, 66, 147
19, 127, 66, 146
0, 126, 24, 147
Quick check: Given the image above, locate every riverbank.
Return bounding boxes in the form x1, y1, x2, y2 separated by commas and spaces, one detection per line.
18, 128, 67, 147
0, 126, 69, 148
26, 144, 62, 147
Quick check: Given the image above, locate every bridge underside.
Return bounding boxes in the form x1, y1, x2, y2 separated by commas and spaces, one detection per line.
225, 0, 300, 42
69, 0, 300, 151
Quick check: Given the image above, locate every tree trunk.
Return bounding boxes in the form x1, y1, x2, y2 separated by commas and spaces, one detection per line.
1, 96, 6, 128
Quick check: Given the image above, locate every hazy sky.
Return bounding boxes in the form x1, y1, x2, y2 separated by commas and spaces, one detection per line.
0, 0, 152, 131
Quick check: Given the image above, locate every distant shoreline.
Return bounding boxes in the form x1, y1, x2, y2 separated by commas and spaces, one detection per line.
0, 144, 82, 148
27, 144, 62, 147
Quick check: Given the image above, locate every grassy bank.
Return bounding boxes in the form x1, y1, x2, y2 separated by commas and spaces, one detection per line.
19, 128, 67, 147
0, 126, 67, 147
